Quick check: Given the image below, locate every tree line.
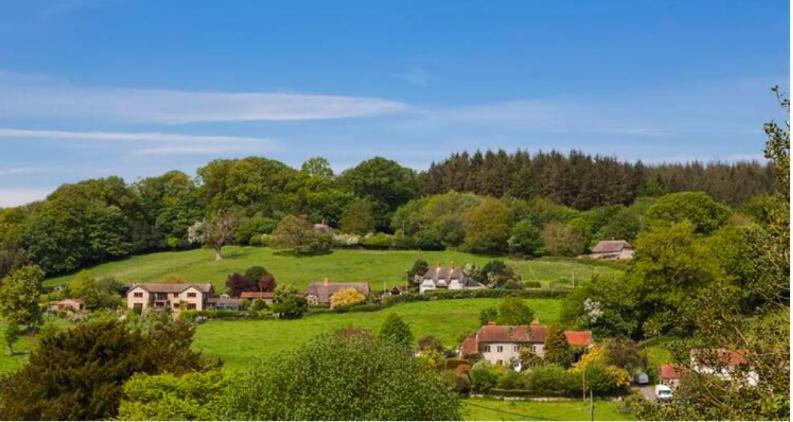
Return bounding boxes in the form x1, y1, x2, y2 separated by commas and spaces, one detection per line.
0, 149, 777, 278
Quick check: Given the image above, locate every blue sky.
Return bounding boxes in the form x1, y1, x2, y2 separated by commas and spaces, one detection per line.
0, 0, 789, 206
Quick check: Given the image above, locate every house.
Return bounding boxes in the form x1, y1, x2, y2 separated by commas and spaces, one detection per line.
126, 283, 213, 313
659, 363, 682, 389
589, 240, 634, 260
304, 278, 370, 306
459, 320, 593, 367
208, 297, 244, 310
49, 298, 85, 313
313, 220, 334, 235
419, 264, 485, 293
240, 291, 275, 304
388, 286, 407, 296
690, 349, 758, 386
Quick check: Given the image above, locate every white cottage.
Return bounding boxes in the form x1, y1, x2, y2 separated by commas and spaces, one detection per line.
419, 265, 485, 293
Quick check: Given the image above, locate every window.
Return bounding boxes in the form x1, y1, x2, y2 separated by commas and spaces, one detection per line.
513, 345, 519, 352
133, 292, 143, 298
484, 345, 491, 353
187, 303, 196, 310
531, 345, 537, 353
173, 303, 180, 309
497, 346, 503, 352
187, 292, 197, 298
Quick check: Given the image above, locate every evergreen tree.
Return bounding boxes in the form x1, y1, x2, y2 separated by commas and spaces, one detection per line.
379, 313, 413, 347
543, 324, 573, 368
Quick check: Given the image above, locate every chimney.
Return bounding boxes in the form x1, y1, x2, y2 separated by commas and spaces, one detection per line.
323, 277, 329, 287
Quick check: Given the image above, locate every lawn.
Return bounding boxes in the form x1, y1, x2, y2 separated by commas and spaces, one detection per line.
46, 246, 622, 292
462, 397, 634, 421
193, 297, 562, 369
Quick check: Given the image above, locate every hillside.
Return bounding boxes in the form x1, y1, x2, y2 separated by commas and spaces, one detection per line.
46, 246, 623, 291
194, 297, 561, 369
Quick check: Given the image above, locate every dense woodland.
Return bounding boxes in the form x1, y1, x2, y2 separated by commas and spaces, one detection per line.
0, 149, 776, 278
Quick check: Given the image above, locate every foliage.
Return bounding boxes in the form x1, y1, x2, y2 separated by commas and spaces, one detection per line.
471, 260, 522, 289
234, 214, 278, 245
225, 266, 276, 297
220, 332, 460, 420
118, 370, 226, 421
508, 217, 544, 256
544, 324, 573, 368
463, 197, 513, 253
270, 215, 332, 255
542, 222, 586, 256
379, 312, 414, 347
330, 288, 367, 309
479, 307, 498, 325
0, 319, 213, 420
270, 284, 308, 319
495, 297, 535, 325
560, 275, 640, 338
406, 258, 429, 288
469, 360, 503, 393
3, 322, 18, 356
391, 191, 482, 247
340, 198, 377, 235
646, 191, 730, 235
67, 272, 123, 309
0, 265, 44, 332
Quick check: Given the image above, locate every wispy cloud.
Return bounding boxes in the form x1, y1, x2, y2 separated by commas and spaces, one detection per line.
395, 67, 431, 87
0, 70, 407, 124
0, 127, 279, 156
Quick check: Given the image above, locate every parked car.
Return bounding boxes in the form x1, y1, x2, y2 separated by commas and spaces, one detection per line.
633, 371, 649, 385
655, 384, 673, 401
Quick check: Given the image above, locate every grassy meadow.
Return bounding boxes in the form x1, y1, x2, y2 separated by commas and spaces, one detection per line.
46, 246, 622, 292
462, 397, 634, 421
193, 297, 562, 369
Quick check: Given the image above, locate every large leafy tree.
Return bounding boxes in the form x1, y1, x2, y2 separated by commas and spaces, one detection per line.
646, 191, 730, 235
220, 332, 459, 420
118, 371, 226, 421
463, 197, 513, 253
338, 157, 418, 231
270, 215, 331, 255
508, 217, 544, 256
271, 284, 308, 319
340, 198, 376, 235
0, 319, 214, 420
543, 323, 573, 368
0, 265, 44, 332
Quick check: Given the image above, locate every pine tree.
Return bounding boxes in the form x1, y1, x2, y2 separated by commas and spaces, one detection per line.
543, 323, 573, 368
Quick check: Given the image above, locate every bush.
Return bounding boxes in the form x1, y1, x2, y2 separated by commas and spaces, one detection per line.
496, 370, 523, 390
524, 281, 542, 288
521, 364, 578, 397
178, 310, 274, 322
332, 233, 361, 248
360, 232, 395, 249
469, 361, 502, 393
330, 288, 367, 309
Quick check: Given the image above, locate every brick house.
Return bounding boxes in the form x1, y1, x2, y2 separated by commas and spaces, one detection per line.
126, 283, 213, 313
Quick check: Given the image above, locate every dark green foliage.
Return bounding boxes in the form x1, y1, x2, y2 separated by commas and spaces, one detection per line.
271, 284, 308, 319
3, 321, 18, 356
508, 217, 544, 256
406, 258, 429, 288
495, 297, 535, 325
221, 332, 460, 420
469, 362, 501, 393
234, 214, 278, 244
463, 197, 513, 253
378, 313, 413, 347
541, 222, 586, 256
560, 275, 640, 338
338, 157, 418, 231
544, 324, 573, 368
471, 260, 521, 288
0, 319, 213, 420
67, 273, 123, 309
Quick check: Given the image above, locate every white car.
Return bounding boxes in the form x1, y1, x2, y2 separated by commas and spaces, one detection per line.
655, 384, 673, 401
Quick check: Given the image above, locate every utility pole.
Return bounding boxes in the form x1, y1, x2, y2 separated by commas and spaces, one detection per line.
582, 369, 586, 401
589, 389, 594, 421
572, 269, 576, 288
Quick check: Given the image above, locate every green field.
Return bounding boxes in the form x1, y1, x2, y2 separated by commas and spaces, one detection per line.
46, 246, 622, 292
193, 297, 561, 369
462, 397, 634, 421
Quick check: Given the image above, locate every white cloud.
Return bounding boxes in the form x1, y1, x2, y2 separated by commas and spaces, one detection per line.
0, 188, 51, 207
0, 128, 273, 144
0, 70, 407, 123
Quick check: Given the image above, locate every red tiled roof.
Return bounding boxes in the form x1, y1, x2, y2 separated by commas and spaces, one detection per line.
530, 322, 547, 343
564, 330, 594, 347
691, 348, 747, 366
460, 336, 478, 356
660, 363, 681, 380
477, 325, 532, 343
240, 291, 274, 299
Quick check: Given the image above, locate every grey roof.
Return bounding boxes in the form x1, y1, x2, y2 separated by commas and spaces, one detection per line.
591, 240, 632, 254
130, 283, 213, 294
304, 282, 370, 304
208, 297, 243, 305
422, 266, 479, 288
